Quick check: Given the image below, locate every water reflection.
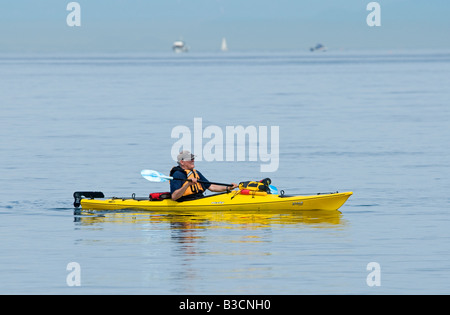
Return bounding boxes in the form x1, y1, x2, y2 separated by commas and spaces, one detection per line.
73, 210, 347, 292
74, 209, 345, 260
74, 209, 344, 229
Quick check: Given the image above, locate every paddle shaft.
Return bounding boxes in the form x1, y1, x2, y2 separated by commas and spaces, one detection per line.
141, 169, 233, 187
171, 177, 233, 187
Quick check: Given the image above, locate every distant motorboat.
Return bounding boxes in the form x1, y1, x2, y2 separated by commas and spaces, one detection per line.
173, 40, 188, 53
310, 43, 327, 52
221, 38, 228, 52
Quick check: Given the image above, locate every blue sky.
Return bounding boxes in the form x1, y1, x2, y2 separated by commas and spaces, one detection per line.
1, 0, 449, 52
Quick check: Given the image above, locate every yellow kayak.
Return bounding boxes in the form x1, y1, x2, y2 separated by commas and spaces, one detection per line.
74, 191, 352, 212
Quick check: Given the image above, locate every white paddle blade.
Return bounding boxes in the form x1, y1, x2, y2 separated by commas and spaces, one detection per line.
141, 169, 172, 183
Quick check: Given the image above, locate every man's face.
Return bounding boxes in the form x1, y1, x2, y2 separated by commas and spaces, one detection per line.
180, 159, 195, 170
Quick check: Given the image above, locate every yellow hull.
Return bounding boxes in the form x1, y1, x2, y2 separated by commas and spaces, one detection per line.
79, 191, 353, 212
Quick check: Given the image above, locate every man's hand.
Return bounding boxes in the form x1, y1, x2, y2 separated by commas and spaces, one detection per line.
188, 178, 198, 185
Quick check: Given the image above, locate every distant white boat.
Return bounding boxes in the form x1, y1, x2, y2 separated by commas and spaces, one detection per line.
221, 38, 228, 52
173, 40, 188, 53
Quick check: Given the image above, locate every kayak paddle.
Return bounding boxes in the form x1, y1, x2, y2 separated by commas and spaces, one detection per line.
141, 169, 234, 187
140, 169, 278, 193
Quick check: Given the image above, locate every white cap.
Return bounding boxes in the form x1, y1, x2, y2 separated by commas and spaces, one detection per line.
177, 150, 196, 162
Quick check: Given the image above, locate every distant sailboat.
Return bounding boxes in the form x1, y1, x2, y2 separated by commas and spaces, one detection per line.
221, 38, 228, 52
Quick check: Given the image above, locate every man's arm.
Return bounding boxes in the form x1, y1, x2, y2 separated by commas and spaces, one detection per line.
196, 170, 238, 193
208, 183, 238, 193
171, 178, 197, 201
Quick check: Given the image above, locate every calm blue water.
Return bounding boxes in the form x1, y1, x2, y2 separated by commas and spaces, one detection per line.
1, 50, 450, 294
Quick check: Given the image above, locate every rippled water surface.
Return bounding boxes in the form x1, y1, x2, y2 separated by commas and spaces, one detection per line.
1, 51, 449, 294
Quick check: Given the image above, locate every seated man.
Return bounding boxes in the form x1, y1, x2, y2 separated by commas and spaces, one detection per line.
170, 150, 238, 202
